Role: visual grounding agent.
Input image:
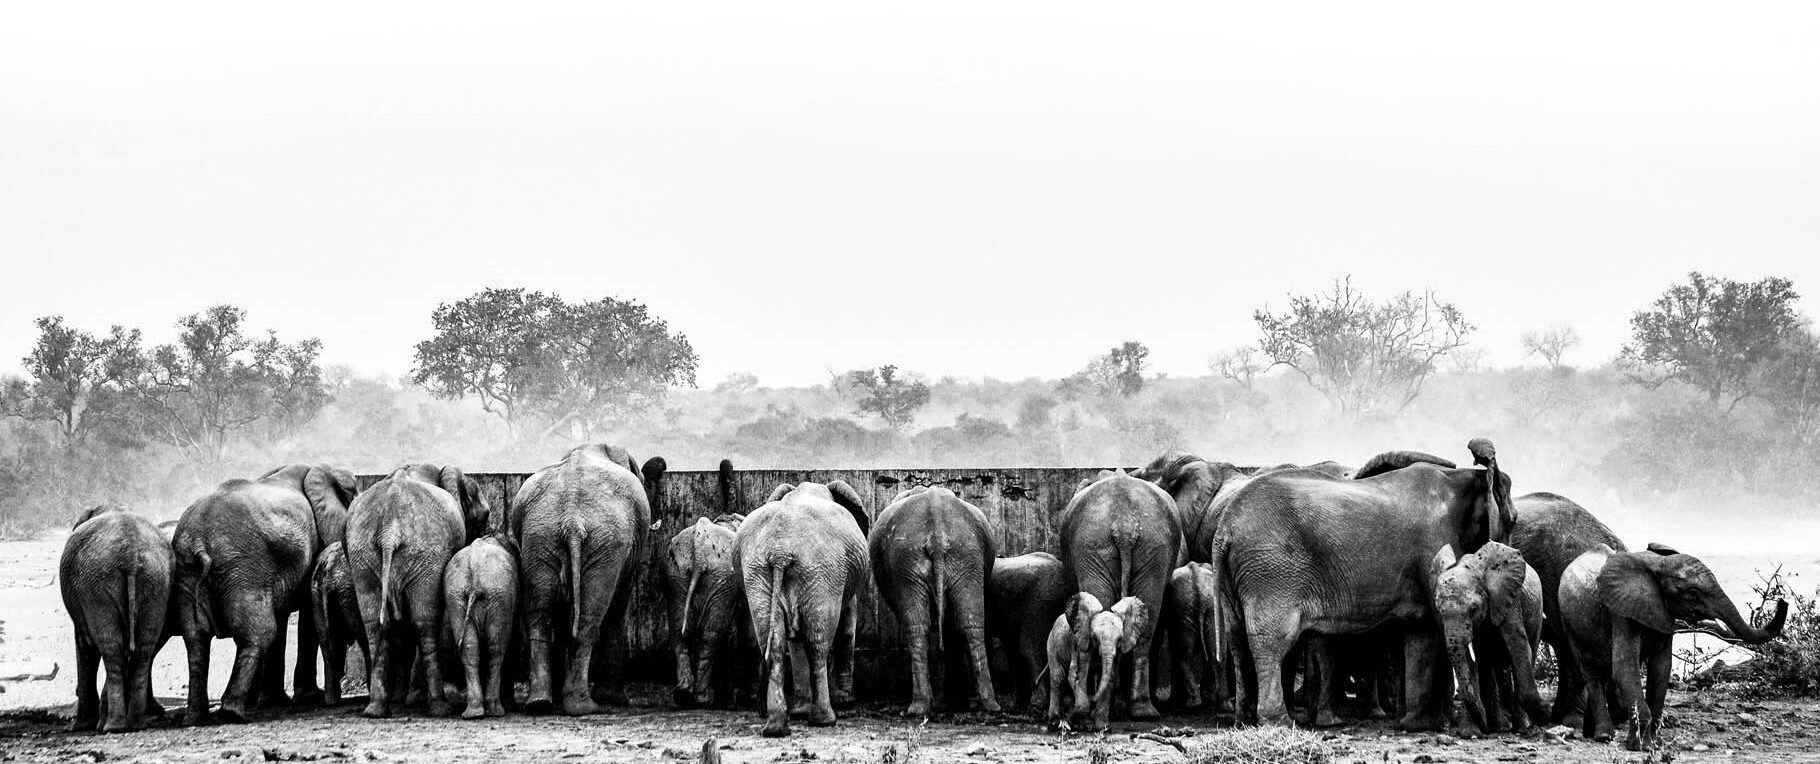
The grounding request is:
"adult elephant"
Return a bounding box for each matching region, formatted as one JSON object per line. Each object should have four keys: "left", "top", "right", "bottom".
{"left": 1214, "top": 439, "right": 1511, "bottom": 730}
{"left": 733, "top": 481, "right": 870, "bottom": 737}
{"left": 343, "top": 463, "right": 490, "bottom": 717}
{"left": 1561, "top": 543, "right": 1787, "bottom": 749}
{"left": 987, "top": 552, "right": 1069, "bottom": 711}
{"left": 511, "top": 444, "right": 662, "bottom": 716}
{"left": 1134, "top": 451, "right": 1249, "bottom": 565}
{"left": 62, "top": 504, "right": 173, "bottom": 732}
{"left": 869, "top": 485, "right": 999, "bottom": 716}
{"left": 1505, "top": 491, "right": 1625, "bottom": 726}
{"left": 172, "top": 464, "right": 357, "bottom": 724}
{"left": 1056, "top": 470, "right": 1182, "bottom": 721}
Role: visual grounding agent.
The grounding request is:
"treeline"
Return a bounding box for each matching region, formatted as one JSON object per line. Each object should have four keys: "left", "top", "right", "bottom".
{"left": 3, "top": 273, "right": 1817, "bottom": 536}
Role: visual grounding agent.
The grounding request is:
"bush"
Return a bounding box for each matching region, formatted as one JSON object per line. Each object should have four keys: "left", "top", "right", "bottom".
{"left": 1728, "top": 568, "right": 1820, "bottom": 695}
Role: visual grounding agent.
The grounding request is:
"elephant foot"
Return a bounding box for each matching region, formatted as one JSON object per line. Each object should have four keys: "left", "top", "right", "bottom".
{"left": 593, "top": 687, "right": 628, "bottom": 706}
{"left": 831, "top": 688, "right": 855, "bottom": 708}
{"left": 789, "top": 701, "right": 814, "bottom": 719}
{"left": 975, "top": 697, "right": 1002, "bottom": 714}
{"left": 293, "top": 688, "right": 325, "bottom": 707}
{"left": 361, "top": 701, "right": 392, "bottom": 719}
{"left": 1128, "top": 699, "right": 1161, "bottom": 721}
{"left": 146, "top": 700, "right": 166, "bottom": 717}
{"left": 214, "top": 705, "right": 250, "bottom": 725}
{"left": 485, "top": 701, "right": 506, "bottom": 717}
{"left": 427, "top": 699, "right": 454, "bottom": 718}
{"left": 323, "top": 689, "right": 342, "bottom": 707}
{"left": 524, "top": 694, "right": 554, "bottom": 715}
{"left": 181, "top": 709, "right": 211, "bottom": 727}
{"left": 1313, "top": 708, "right": 1341, "bottom": 727}
{"left": 762, "top": 717, "right": 791, "bottom": 737}
{"left": 68, "top": 716, "right": 100, "bottom": 733}
{"left": 1591, "top": 729, "right": 1614, "bottom": 744}
{"left": 1365, "top": 704, "right": 1390, "bottom": 719}
{"left": 904, "top": 700, "right": 931, "bottom": 717}
{"left": 100, "top": 717, "right": 142, "bottom": 734}
{"left": 561, "top": 696, "right": 600, "bottom": 716}
{"left": 809, "top": 706, "right": 837, "bottom": 727}
{"left": 461, "top": 705, "right": 486, "bottom": 720}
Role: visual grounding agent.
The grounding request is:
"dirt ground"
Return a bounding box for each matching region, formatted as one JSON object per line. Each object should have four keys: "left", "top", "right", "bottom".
{"left": 7, "top": 535, "right": 1820, "bottom": 764}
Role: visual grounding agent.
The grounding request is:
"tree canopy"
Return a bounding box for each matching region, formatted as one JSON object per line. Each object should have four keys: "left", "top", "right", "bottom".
{"left": 1253, "top": 277, "right": 1473, "bottom": 416}
{"left": 411, "top": 288, "right": 699, "bottom": 440}
{"left": 846, "top": 364, "right": 930, "bottom": 429}
{"left": 1621, "top": 272, "right": 1804, "bottom": 409}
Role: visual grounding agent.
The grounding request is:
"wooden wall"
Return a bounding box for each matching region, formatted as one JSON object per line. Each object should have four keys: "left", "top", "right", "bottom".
{"left": 354, "top": 466, "right": 1144, "bottom": 702}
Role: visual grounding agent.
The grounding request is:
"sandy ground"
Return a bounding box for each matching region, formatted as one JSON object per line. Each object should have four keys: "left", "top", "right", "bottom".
{"left": 6, "top": 535, "right": 1820, "bottom": 763}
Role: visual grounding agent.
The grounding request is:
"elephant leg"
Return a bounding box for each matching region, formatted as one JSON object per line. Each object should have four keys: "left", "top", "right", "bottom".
{"left": 761, "top": 638, "right": 791, "bottom": 737}
{"left": 673, "top": 632, "right": 697, "bottom": 708}
{"left": 1611, "top": 626, "right": 1648, "bottom": 751}
{"left": 833, "top": 594, "right": 860, "bottom": 707}
{"left": 1644, "top": 636, "right": 1672, "bottom": 749}
{"left": 1398, "top": 629, "right": 1446, "bottom": 731}
{"left": 1546, "top": 633, "right": 1583, "bottom": 726}
{"left": 962, "top": 624, "right": 1001, "bottom": 713}
{"left": 692, "top": 629, "right": 721, "bottom": 709}
{"left": 1246, "top": 616, "right": 1299, "bottom": 725}
{"left": 788, "top": 641, "right": 814, "bottom": 717}
{"left": 361, "top": 617, "right": 394, "bottom": 718}
{"left": 72, "top": 640, "right": 102, "bottom": 731}
{"left": 805, "top": 631, "right": 837, "bottom": 727}
{"left": 458, "top": 615, "right": 486, "bottom": 719}
{"left": 1231, "top": 613, "right": 1259, "bottom": 724}
{"left": 1306, "top": 634, "right": 1339, "bottom": 727}
{"left": 1473, "top": 636, "right": 1507, "bottom": 733}
{"left": 1503, "top": 633, "right": 1545, "bottom": 732}
{"left": 1129, "top": 636, "right": 1161, "bottom": 720}
{"left": 1022, "top": 631, "right": 1049, "bottom": 713}
{"left": 591, "top": 571, "right": 635, "bottom": 707}
{"left": 485, "top": 629, "right": 509, "bottom": 717}
{"left": 561, "top": 630, "right": 601, "bottom": 716}
{"left": 181, "top": 632, "right": 212, "bottom": 726}
{"left": 97, "top": 647, "right": 129, "bottom": 733}
{"left": 322, "top": 639, "right": 346, "bottom": 706}
{"left": 126, "top": 648, "right": 154, "bottom": 731}
{"left": 292, "top": 605, "right": 322, "bottom": 706}
{"left": 256, "top": 612, "right": 291, "bottom": 708}
{"left": 416, "top": 616, "right": 453, "bottom": 717}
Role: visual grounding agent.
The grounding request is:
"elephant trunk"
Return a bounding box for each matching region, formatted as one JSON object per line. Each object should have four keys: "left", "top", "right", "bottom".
{"left": 1710, "top": 596, "right": 1789, "bottom": 645}
{"left": 1444, "top": 624, "right": 1486, "bottom": 733}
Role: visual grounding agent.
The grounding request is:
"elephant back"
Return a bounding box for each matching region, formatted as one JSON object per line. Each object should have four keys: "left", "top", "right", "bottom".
{"left": 1508, "top": 492, "right": 1625, "bottom": 622}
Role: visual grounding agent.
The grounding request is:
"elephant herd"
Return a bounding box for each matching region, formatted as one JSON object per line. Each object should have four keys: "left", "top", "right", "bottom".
{"left": 57, "top": 438, "right": 1789, "bottom": 750}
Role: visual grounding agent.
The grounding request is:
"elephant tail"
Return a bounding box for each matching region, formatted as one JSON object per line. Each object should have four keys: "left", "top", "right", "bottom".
{"left": 1192, "top": 568, "right": 1215, "bottom": 679}
{"left": 762, "top": 558, "right": 793, "bottom": 664}
{"left": 378, "top": 536, "right": 397, "bottom": 631}
{"left": 454, "top": 585, "right": 479, "bottom": 653}
{"left": 122, "top": 568, "right": 139, "bottom": 656}
{"left": 1208, "top": 535, "right": 1230, "bottom": 662}
{"left": 569, "top": 526, "right": 587, "bottom": 642}
{"left": 928, "top": 541, "right": 946, "bottom": 654}
{"left": 680, "top": 562, "right": 703, "bottom": 644}
{"left": 189, "top": 548, "right": 215, "bottom": 636}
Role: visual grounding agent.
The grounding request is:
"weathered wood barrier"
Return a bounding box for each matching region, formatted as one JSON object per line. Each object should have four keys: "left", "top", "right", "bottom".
{"left": 353, "top": 466, "right": 1186, "bottom": 701}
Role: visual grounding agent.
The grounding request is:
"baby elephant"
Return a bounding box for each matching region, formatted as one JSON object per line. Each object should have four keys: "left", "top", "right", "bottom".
{"left": 1162, "top": 562, "right": 1223, "bottom": 712}
{"left": 443, "top": 535, "right": 519, "bottom": 719}
{"left": 1046, "top": 593, "right": 1149, "bottom": 731}
{"left": 61, "top": 504, "right": 174, "bottom": 732}
{"left": 1430, "top": 542, "right": 1544, "bottom": 735}
{"left": 311, "top": 541, "right": 369, "bottom": 706}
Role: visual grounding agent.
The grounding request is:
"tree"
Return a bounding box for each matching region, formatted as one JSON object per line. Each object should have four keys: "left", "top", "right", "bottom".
{"left": 411, "top": 288, "right": 699, "bottom": 440}
{"left": 1061, "top": 342, "right": 1151, "bottom": 399}
{"left": 1521, "top": 326, "right": 1582, "bottom": 370}
{"left": 714, "top": 372, "right": 760, "bottom": 394}
{"left": 846, "top": 365, "right": 930, "bottom": 429}
{"left": 1015, "top": 394, "right": 1059, "bottom": 430}
{"left": 0, "top": 317, "right": 141, "bottom": 446}
{"left": 1211, "top": 346, "right": 1266, "bottom": 390}
{"left": 1253, "top": 277, "right": 1474, "bottom": 415}
{"left": 129, "top": 306, "right": 330, "bottom": 463}
{"left": 1620, "top": 272, "right": 1802, "bottom": 410}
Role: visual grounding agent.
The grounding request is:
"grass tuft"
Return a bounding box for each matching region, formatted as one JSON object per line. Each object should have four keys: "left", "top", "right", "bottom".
{"left": 1181, "top": 727, "right": 1333, "bottom": 764}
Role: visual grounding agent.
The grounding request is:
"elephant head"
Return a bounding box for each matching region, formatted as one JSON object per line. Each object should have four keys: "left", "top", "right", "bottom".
{"left": 1135, "top": 450, "right": 1246, "bottom": 551}
{"left": 437, "top": 465, "right": 492, "bottom": 540}
{"left": 1107, "top": 595, "right": 1152, "bottom": 656}
{"left": 1598, "top": 547, "right": 1788, "bottom": 643}
{"left": 261, "top": 463, "right": 359, "bottom": 550}
{"left": 642, "top": 457, "right": 668, "bottom": 519}
{"left": 1430, "top": 542, "right": 1531, "bottom": 732}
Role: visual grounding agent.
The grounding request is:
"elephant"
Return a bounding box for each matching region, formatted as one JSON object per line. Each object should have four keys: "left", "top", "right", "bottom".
{"left": 309, "top": 541, "right": 368, "bottom": 707}
{"left": 1134, "top": 451, "right": 1251, "bottom": 565}
{"left": 61, "top": 504, "right": 173, "bottom": 732}
{"left": 1161, "top": 562, "right": 1223, "bottom": 713}
{"left": 1505, "top": 491, "right": 1625, "bottom": 726}
{"left": 869, "top": 485, "right": 999, "bottom": 716}
{"left": 1213, "top": 439, "right": 1512, "bottom": 730}
{"left": 663, "top": 512, "right": 749, "bottom": 709}
{"left": 443, "top": 534, "right": 519, "bottom": 719}
{"left": 1560, "top": 543, "right": 1787, "bottom": 750}
{"left": 986, "top": 552, "right": 1069, "bottom": 711}
{"left": 511, "top": 444, "right": 663, "bottom": 716}
{"left": 1429, "top": 541, "right": 1544, "bottom": 735}
{"left": 172, "top": 463, "right": 358, "bottom": 724}
{"left": 733, "top": 481, "right": 870, "bottom": 737}
{"left": 344, "top": 463, "right": 490, "bottom": 718}
{"left": 1045, "top": 593, "right": 1151, "bottom": 731}
{"left": 1055, "top": 469, "right": 1181, "bottom": 721}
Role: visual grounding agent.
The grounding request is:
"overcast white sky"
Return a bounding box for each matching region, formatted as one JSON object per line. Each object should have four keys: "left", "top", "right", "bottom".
{"left": 3, "top": 2, "right": 1816, "bottom": 388}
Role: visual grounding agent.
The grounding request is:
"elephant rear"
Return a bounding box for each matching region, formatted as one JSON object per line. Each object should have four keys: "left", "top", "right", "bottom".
{"left": 61, "top": 508, "right": 174, "bottom": 732}
{"left": 867, "top": 486, "right": 999, "bottom": 715}
{"left": 444, "top": 536, "right": 519, "bottom": 719}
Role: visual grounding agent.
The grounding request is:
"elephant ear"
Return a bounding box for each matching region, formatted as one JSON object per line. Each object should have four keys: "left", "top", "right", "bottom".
{"left": 71, "top": 503, "right": 124, "bottom": 529}
{"left": 1646, "top": 542, "right": 1680, "bottom": 556}
{"left": 1598, "top": 552, "right": 1674, "bottom": 633}
{"left": 1066, "top": 593, "right": 1103, "bottom": 653}
{"left": 641, "top": 457, "right": 668, "bottom": 517}
{"left": 766, "top": 483, "right": 796, "bottom": 504}
{"left": 1429, "top": 544, "right": 1459, "bottom": 591}
{"left": 1479, "top": 543, "right": 1529, "bottom": 620}
{"left": 826, "top": 480, "right": 869, "bottom": 537}
{"left": 303, "top": 465, "right": 356, "bottom": 549}
{"left": 1353, "top": 450, "right": 1458, "bottom": 480}
{"left": 1114, "top": 598, "right": 1150, "bottom": 654}
{"left": 438, "top": 466, "right": 491, "bottom": 540}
